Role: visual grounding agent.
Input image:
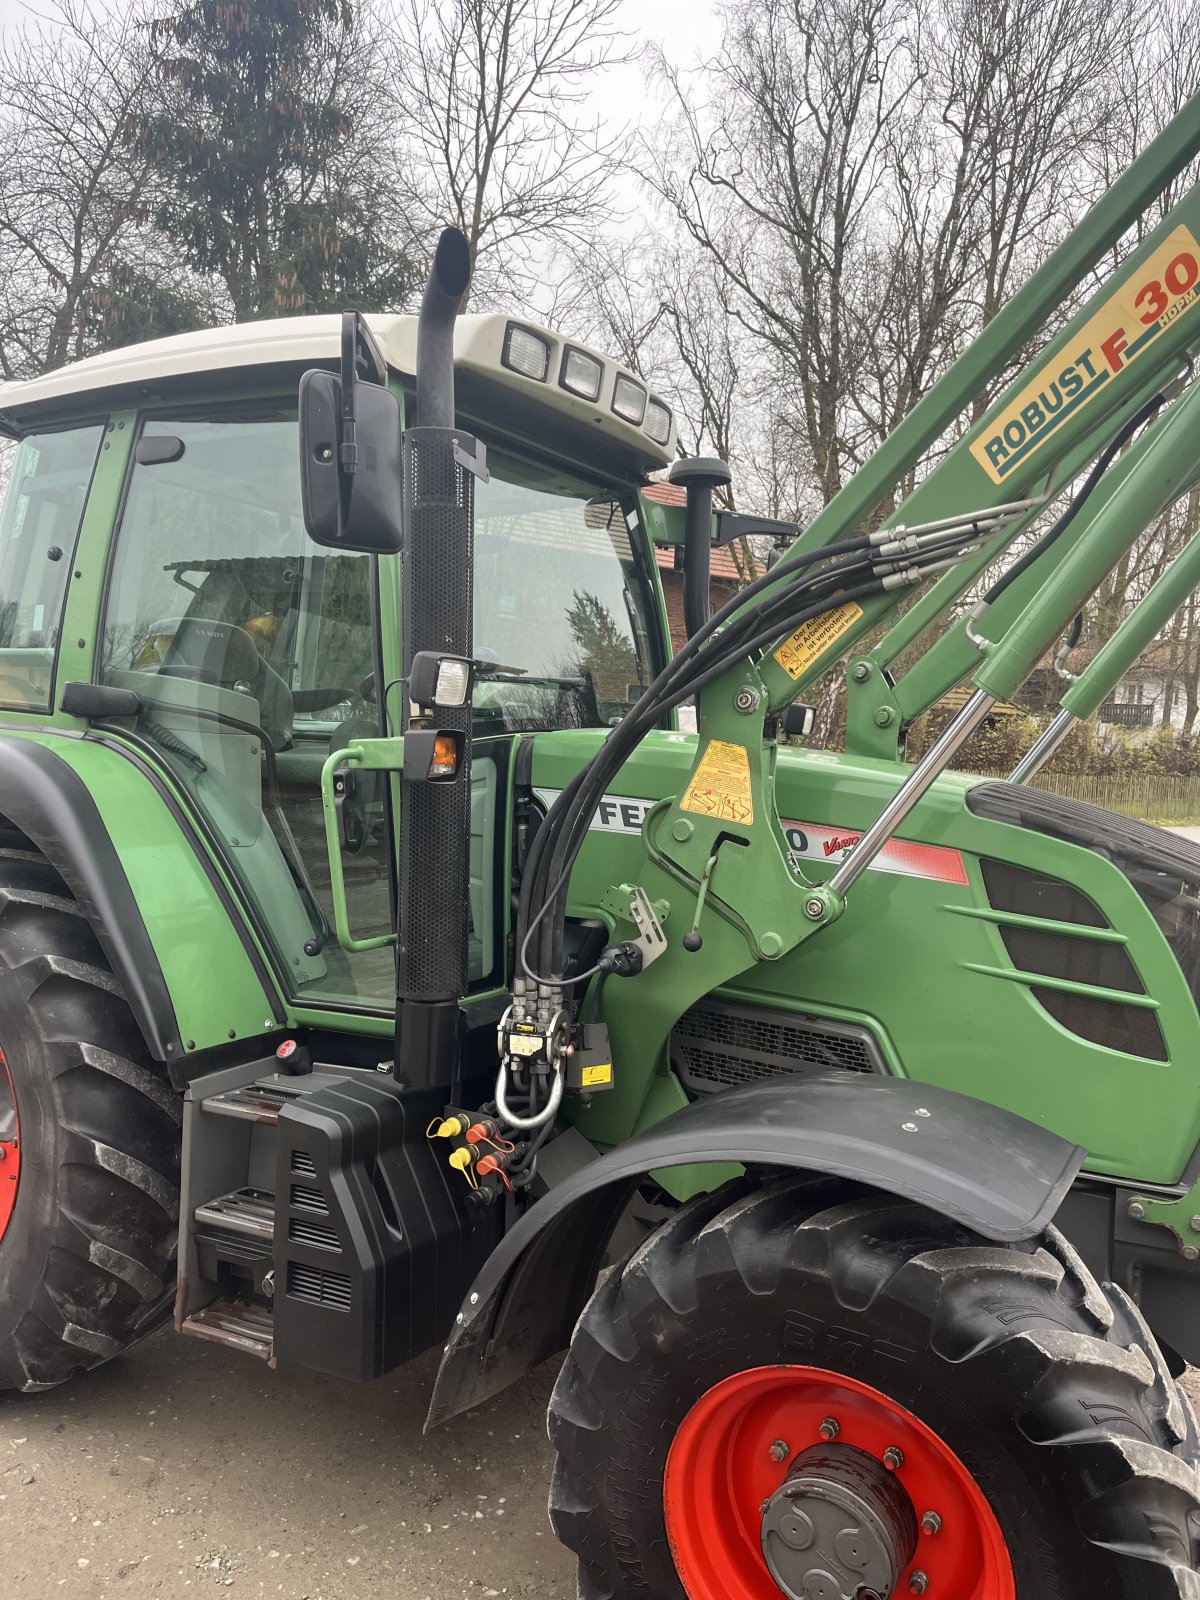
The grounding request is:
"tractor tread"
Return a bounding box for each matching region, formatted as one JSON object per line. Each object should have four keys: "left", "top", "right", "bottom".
{"left": 0, "top": 841, "right": 180, "bottom": 1393}
{"left": 549, "top": 1178, "right": 1200, "bottom": 1599}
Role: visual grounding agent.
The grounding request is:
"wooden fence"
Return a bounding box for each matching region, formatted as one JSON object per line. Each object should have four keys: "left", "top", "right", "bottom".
{"left": 975, "top": 770, "right": 1200, "bottom": 825}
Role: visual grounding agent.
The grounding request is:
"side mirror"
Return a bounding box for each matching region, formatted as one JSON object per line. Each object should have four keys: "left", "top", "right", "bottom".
{"left": 299, "top": 312, "right": 403, "bottom": 554}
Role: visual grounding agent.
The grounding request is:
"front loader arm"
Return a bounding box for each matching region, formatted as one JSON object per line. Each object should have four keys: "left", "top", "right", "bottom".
{"left": 579, "top": 92, "right": 1200, "bottom": 1151}
{"left": 738, "top": 95, "right": 1200, "bottom": 729}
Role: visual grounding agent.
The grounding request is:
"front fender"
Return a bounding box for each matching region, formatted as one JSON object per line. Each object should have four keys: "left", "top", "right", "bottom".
{"left": 427, "top": 1072, "right": 1084, "bottom": 1425}
{"left": 0, "top": 732, "right": 283, "bottom": 1062}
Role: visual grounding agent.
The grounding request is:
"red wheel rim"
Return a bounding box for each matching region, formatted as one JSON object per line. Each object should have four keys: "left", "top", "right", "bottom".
{"left": 664, "top": 1364, "right": 1014, "bottom": 1600}
{"left": 0, "top": 1048, "right": 19, "bottom": 1243}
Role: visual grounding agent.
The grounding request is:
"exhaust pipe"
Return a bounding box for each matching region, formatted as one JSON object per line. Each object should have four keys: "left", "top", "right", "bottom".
{"left": 395, "top": 227, "right": 479, "bottom": 1090}
{"left": 415, "top": 229, "right": 471, "bottom": 429}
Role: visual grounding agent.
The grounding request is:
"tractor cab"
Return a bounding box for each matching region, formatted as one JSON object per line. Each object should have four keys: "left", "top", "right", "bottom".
{"left": 0, "top": 312, "right": 677, "bottom": 1015}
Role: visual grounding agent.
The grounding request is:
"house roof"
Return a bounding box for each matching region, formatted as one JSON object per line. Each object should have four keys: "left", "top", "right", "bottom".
{"left": 644, "top": 479, "right": 755, "bottom": 583}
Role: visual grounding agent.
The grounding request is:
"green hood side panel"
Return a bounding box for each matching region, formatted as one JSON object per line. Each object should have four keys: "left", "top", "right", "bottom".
{"left": 9, "top": 730, "right": 278, "bottom": 1054}
{"left": 534, "top": 729, "right": 1200, "bottom": 1188}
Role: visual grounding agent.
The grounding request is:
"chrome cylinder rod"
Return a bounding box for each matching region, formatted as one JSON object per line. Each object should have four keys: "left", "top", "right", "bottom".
{"left": 828, "top": 688, "right": 996, "bottom": 897}
{"left": 1009, "top": 708, "right": 1079, "bottom": 783}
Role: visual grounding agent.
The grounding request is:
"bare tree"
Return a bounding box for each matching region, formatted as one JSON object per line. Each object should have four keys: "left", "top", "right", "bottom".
{"left": 643, "top": 0, "right": 922, "bottom": 503}
{"left": 381, "top": 0, "right": 628, "bottom": 305}
{"left": 0, "top": 1, "right": 161, "bottom": 377}
{"left": 639, "top": 0, "right": 1135, "bottom": 514}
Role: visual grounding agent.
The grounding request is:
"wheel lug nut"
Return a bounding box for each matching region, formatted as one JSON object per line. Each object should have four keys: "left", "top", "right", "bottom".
{"left": 882, "top": 1446, "right": 905, "bottom": 1471}
{"left": 819, "top": 1416, "right": 840, "bottom": 1441}
{"left": 909, "top": 1573, "right": 929, "bottom": 1595}
{"left": 768, "top": 1439, "right": 790, "bottom": 1464}
{"left": 921, "top": 1511, "right": 942, "bottom": 1536}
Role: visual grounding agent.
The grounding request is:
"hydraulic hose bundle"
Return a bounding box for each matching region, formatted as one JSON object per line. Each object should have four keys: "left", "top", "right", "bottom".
{"left": 471, "top": 499, "right": 1027, "bottom": 1149}
{"left": 461, "top": 344, "right": 1172, "bottom": 1160}
{"left": 492, "top": 389, "right": 1175, "bottom": 1145}
{"left": 512, "top": 506, "right": 1020, "bottom": 996}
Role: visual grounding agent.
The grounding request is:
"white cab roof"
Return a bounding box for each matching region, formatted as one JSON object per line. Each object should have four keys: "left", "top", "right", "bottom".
{"left": 0, "top": 313, "right": 675, "bottom": 469}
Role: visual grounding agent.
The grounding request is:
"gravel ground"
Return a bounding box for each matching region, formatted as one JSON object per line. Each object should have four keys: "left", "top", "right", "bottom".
{"left": 0, "top": 1325, "right": 575, "bottom": 1600}
{"left": 4, "top": 1309, "right": 1200, "bottom": 1599}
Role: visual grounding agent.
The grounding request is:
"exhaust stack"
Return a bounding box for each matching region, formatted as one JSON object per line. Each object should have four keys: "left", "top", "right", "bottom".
{"left": 415, "top": 229, "right": 471, "bottom": 429}
{"left": 395, "top": 227, "right": 482, "bottom": 1091}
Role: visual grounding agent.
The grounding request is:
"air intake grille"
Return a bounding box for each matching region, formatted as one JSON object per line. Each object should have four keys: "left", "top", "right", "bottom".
{"left": 290, "top": 1184, "right": 329, "bottom": 1215}
{"left": 290, "top": 1150, "right": 317, "bottom": 1178}
{"left": 287, "top": 1261, "right": 351, "bottom": 1311}
{"left": 673, "top": 1002, "right": 883, "bottom": 1094}
{"left": 289, "top": 1217, "right": 340, "bottom": 1251}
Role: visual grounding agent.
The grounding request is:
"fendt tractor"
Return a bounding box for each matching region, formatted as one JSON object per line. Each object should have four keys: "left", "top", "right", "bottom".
{"left": 12, "top": 91, "right": 1200, "bottom": 1600}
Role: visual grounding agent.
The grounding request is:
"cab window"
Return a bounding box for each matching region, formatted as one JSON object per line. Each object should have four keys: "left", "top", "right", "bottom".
{"left": 472, "top": 454, "right": 658, "bottom": 733}
{"left": 98, "top": 409, "right": 393, "bottom": 1008}
{"left": 0, "top": 425, "right": 103, "bottom": 711}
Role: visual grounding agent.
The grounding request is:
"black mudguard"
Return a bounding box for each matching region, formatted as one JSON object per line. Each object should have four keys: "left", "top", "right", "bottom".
{"left": 426, "top": 1072, "right": 1085, "bottom": 1425}
{"left": 0, "top": 737, "right": 183, "bottom": 1060}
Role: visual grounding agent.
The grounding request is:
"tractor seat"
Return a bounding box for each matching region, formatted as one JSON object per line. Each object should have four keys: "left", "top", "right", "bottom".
{"left": 157, "top": 616, "right": 294, "bottom": 751}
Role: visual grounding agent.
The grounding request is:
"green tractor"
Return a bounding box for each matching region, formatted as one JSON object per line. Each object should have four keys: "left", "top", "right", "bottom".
{"left": 8, "top": 93, "right": 1200, "bottom": 1600}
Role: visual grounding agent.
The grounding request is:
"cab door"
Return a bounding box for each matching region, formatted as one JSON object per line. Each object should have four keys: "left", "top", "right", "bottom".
{"left": 98, "top": 405, "right": 398, "bottom": 1012}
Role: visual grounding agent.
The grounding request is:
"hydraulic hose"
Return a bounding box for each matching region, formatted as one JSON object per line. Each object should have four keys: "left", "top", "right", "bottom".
{"left": 518, "top": 509, "right": 990, "bottom": 983}
{"left": 516, "top": 533, "right": 883, "bottom": 970}
{"left": 984, "top": 392, "right": 1165, "bottom": 606}
{"left": 523, "top": 525, "right": 987, "bottom": 982}
{"left": 524, "top": 572, "right": 903, "bottom": 985}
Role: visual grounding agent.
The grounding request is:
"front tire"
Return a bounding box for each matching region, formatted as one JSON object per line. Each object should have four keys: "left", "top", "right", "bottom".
{"left": 0, "top": 829, "right": 181, "bottom": 1392}
{"left": 549, "top": 1176, "right": 1200, "bottom": 1598}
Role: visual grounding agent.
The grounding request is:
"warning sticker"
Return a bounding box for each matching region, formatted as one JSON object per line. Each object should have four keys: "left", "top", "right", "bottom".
{"left": 971, "top": 224, "right": 1200, "bottom": 484}
{"left": 680, "top": 739, "right": 754, "bottom": 825}
{"left": 773, "top": 602, "right": 864, "bottom": 680}
{"left": 581, "top": 1063, "right": 612, "bottom": 1088}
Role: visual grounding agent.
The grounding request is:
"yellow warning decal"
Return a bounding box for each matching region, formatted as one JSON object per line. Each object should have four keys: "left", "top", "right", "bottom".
{"left": 581, "top": 1063, "right": 612, "bottom": 1088}
{"left": 773, "top": 601, "right": 864, "bottom": 680}
{"left": 681, "top": 739, "right": 754, "bottom": 825}
{"left": 971, "top": 224, "right": 1200, "bottom": 484}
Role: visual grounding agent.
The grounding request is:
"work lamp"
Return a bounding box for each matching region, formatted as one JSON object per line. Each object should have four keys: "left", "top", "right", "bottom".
{"left": 645, "top": 397, "right": 672, "bottom": 445}
{"left": 561, "top": 347, "right": 604, "bottom": 401}
{"left": 502, "top": 324, "right": 551, "bottom": 382}
{"left": 612, "top": 374, "right": 647, "bottom": 425}
{"left": 409, "top": 650, "right": 473, "bottom": 710}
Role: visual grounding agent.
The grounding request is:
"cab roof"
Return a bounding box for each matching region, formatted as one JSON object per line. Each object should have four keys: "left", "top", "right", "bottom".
{"left": 0, "top": 312, "right": 676, "bottom": 472}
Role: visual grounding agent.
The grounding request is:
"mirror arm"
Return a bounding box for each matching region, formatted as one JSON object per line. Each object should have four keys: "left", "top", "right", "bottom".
{"left": 339, "top": 313, "right": 361, "bottom": 476}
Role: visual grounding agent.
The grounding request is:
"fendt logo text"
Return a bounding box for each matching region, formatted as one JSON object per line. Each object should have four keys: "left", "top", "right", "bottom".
{"left": 971, "top": 224, "right": 1200, "bottom": 484}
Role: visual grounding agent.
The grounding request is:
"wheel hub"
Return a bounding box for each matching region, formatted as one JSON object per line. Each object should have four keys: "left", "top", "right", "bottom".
{"left": 759, "top": 1444, "right": 917, "bottom": 1600}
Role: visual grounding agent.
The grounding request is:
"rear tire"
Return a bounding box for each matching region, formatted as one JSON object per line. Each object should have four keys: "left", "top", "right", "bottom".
{"left": 0, "top": 826, "right": 181, "bottom": 1392}
{"left": 548, "top": 1175, "right": 1200, "bottom": 1598}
